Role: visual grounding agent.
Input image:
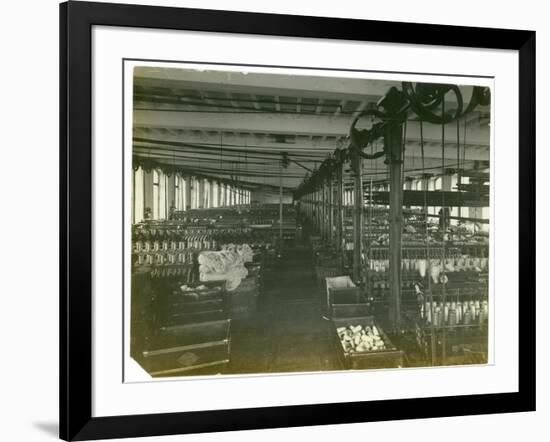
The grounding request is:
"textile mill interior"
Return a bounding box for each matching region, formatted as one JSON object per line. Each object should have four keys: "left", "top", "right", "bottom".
{"left": 130, "top": 66, "right": 491, "bottom": 377}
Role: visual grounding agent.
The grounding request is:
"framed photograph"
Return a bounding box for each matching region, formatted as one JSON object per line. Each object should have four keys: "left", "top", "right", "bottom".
{"left": 60, "top": 1, "right": 536, "bottom": 440}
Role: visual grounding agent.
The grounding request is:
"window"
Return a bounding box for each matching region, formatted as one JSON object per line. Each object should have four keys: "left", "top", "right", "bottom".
{"left": 226, "top": 185, "right": 232, "bottom": 206}
{"left": 193, "top": 177, "right": 200, "bottom": 209}
{"left": 190, "top": 177, "right": 196, "bottom": 209}
{"left": 212, "top": 181, "right": 219, "bottom": 207}
{"left": 203, "top": 178, "right": 210, "bottom": 208}
{"left": 175, "top": 175, "right": 187, "bottom": 211}
{"left": 152, "top": 169, "right": 160, "bottom": 219}
{"left": 162, "top": 173, "right": 168, "bottom": 218}
{"left": 133, "top": 167, "right": 144, "bottom": 223}
{"left": 174, "top": 175, "right": 180, "bottom": 209}
{"left": 451, "top": 173, "right": 458, "bottom": 191}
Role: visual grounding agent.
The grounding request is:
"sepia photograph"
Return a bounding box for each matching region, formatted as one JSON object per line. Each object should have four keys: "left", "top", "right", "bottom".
{"left": 128, "top": 63, "right": 491, "bottom": 379}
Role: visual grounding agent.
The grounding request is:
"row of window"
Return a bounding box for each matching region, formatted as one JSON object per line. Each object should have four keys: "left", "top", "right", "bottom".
{"left": 132, "top": 167, "right": 251, "bottom": 223}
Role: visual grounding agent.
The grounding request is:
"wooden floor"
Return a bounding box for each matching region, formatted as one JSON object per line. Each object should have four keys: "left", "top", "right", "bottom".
{"left": 227, "top": 243, "right": 342, "bottom": 375}
{"left": 225, "top": 241, "right": 489, "bottom": 374}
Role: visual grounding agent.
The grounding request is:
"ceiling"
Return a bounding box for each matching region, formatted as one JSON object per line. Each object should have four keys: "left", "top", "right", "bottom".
{"left": 133, "top": 66, "right": 491, "bottom": 190}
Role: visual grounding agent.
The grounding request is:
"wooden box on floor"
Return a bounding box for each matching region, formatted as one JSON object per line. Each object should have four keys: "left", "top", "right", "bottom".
{"left": 140, "top": 319, "right": 231, "bottom": 377}
{"left": 330, "top": 316, "right": 404, "bottom": 370}
{"left": 155, "top": 281, "right": 227, "bottom": 327}
{"left": 331, "top": 303, "right": 371, "bottom": 319}
{"left": 315, "top": 265, "right": 340, "bottom": 293}
{"left": 325, "top": 276, "right": 362, "bottom": 317}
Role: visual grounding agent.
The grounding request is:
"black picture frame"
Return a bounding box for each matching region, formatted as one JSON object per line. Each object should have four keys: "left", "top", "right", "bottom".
{"left": 60, "top": 1, "right": 536, "bottom": 440}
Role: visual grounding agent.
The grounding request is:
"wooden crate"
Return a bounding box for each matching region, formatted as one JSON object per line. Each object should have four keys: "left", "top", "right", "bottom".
{"left": 315, "top": 266, "right": 340, "bottom": 291}
{"left": 141, "top": 319, "right": 231, "bottom": 377}
{"left": 325, "top": 276, "right": 362, "bottom": 316}
{"left": 330, "top": 316, "right": 403, "bottom": 370}
{"left": 155, "top": 281, "right": 227, "bottom": 327}
{"left": 331, "top": 303, "right": 370, "bottom": 319}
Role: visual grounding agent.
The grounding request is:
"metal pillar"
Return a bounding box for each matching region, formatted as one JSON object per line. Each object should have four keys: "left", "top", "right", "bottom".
{"left": 328, "top": 171, "right": 334, "bottom": 245}
{"left": 386, "top": 120, "right": 404, "bottom": 326}
{"left": 323, "top": 179, "right": 329, "bottom": 240}
{"left": 336, "top": 163, "right": 343, "bottom": 254}
{"left": 352, "top": 152, "right": 363, "bottom": 283}
{"left": 185, "top": 176, "right": 192, "bottom": 211}
{"left": 316, "top": 189, "right": 321, "bottom": 234}
{"left": 279, "top": 166, "right": 283, "bottom": 246}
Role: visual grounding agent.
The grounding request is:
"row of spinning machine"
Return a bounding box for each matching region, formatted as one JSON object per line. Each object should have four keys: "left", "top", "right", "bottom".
{"left": 296, "top": 83, "right": 490, "bottom": 366}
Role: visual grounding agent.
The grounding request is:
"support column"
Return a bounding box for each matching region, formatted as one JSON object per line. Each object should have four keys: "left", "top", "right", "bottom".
{"left": 336, "top": 162, "right": 343, "bottom": 254}
{"left": 198, "top": 179, "right": 206, "bottom": 208}
{"left": 328, "top": 171, "right": 334, "bottom": 245}
{"left": 319, "top": 183, "right": 324, "bottom": 239}
{"left": 386, "top": 120, "right": 404, "bottom": 326}
{"left": 314, "top": 189, "right": 318, "bottom": 234}
{"left": 185, "top": 176, "right": 192, "bottom": 211}
{"left": 352, "top": 152, "right": 363, "bottom": 283}
{"left": 279, "top": 167, "right": 283, "bottom": 245}
{"left": 209, "top": 180, "right": 215, "bottom": 208}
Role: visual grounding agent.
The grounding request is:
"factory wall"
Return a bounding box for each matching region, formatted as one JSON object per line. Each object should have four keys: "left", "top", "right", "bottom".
{"left": 252, "top": 186, "right": 293, "bottom": 205}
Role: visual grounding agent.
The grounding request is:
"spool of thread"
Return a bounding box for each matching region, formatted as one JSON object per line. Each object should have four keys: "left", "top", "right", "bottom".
{"left": 434, "top": 307, "right": 442, "bottom": 327}
{"left": 417, "top": 259, "right": 426, "bottom": 278}
{"left": 463, "top": 309, "right": 472, "bottom": 325}
{"left": 469, "top": 301, "right": 476, "bottom": 320}
{"left": 430, "top": 261, "right": 441, "bottom": 284}
{"left": 448, "top": 308, "right": 457, "bottom": 328}
{"left": 425, "top": 302, "right": 432, "bottom": 323}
